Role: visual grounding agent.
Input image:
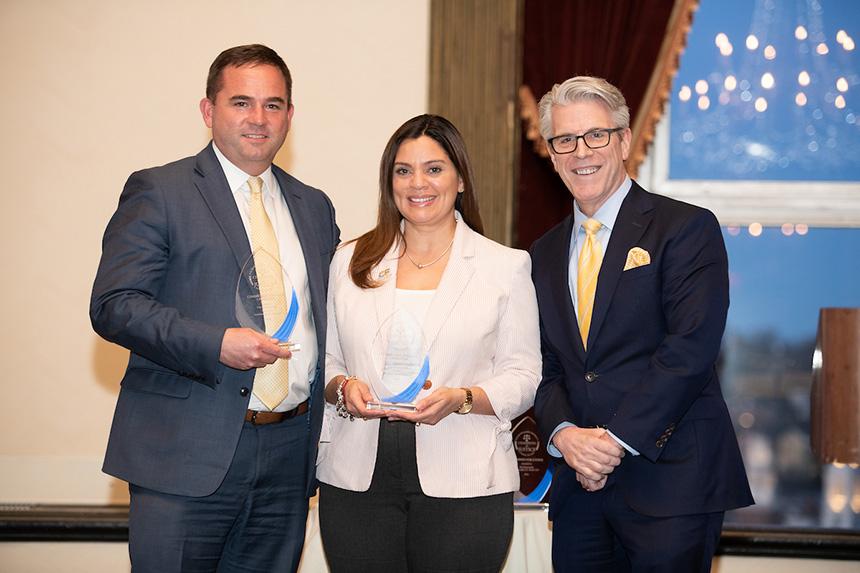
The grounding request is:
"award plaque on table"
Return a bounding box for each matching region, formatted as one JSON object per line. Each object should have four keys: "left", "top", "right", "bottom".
{"left": 234, "top": 249, "right": 301, "bottom": 352}
{"left": 366, "top": 308, "right": 430, "bottom": 412}
{"left": 512, "top": 411, "right": 552, "bottom": 505}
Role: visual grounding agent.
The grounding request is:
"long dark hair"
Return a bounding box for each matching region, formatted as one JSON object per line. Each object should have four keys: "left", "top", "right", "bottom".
{"left": 349, "top": 114, "right": 484, "bottom": 289}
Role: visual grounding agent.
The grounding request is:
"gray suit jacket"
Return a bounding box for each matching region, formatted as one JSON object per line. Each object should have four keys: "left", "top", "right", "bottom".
{"left": 91, "top": 143, "right": 339, "bottom": 497}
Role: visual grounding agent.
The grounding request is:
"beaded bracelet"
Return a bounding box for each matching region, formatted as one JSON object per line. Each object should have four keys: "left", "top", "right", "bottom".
{"left": 336, "top": 376, "right": 357, "bottom": 421}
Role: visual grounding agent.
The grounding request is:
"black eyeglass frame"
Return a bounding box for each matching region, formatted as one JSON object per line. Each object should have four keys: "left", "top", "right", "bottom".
{"left": 547, "top": 127, "right": 625, "bottom": 154}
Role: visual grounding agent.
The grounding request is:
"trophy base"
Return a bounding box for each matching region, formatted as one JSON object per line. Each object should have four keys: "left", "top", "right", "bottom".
{"left": 366, "top": 401, "right": 417, "bottom": 412}
{"left": 278, "top": 341, "right": 301, "bottom": 352}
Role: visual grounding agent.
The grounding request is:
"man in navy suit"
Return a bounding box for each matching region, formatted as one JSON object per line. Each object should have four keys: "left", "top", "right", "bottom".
{"left": 530, "top": 76, "right": 752, "bottom": 572}
{"left": 91, "top": 45, "right": 339, "bottom": 571}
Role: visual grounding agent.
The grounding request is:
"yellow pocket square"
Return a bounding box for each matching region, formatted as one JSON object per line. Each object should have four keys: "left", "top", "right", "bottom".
{"left": 623, "top": 247, "right": 651, "bottom": 271}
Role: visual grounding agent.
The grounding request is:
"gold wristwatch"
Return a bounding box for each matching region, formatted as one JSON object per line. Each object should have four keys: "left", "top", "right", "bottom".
{"left": 456, "top": 388, "right": 473, "bottom": 415}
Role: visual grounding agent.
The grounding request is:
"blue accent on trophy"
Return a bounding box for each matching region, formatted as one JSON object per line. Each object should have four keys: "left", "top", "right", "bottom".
{"left": 380, "top": 355, "right": 430, "bottom": 403}
{"left": 518, "top": 466, "right": 553, "bottom": 504}
{"left": 272, "top": 288, "right": 299, "bottom": 342}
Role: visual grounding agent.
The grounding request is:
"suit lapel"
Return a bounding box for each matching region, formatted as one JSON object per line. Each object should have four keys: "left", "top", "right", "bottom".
{"left": 422, "top": 220, "right": 476, "bottom": 352}
{"left": 273, "top": 166, "right": 328, "bottom": 343}
{"left": 546, "top": 215, "right": 585, "bottom": 360}
{"left": 588, "top": 183, "right": 654, "bottom": 350}
{"left": 193, "top": 144, "right": 251, "bottom": 270}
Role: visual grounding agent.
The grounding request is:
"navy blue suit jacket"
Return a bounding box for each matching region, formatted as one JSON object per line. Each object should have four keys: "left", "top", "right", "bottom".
{"left": 531, "top": 181, "right": 752, "bottom": 518}
{"left": 91, "top": 144, "right": 339, "bottom": 498}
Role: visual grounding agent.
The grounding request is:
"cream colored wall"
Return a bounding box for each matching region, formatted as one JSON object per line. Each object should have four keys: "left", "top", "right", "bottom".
{"left": 0, "top": 0, "right": 429, "bottom": 504}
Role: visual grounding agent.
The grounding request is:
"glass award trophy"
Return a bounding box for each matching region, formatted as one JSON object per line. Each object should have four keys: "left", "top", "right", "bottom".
{"left": 366, "top": 308, "right": 430, "bottom": 412}
{"left": 235, "top": 249, "right": 301, "bottom": 352}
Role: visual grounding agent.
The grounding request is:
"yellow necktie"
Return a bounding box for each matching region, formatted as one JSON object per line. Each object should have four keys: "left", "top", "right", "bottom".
{"left": 577, "top": 218, "right": 603, "bottom": 349}
{"left": 248, "top": 176, "right": 290, "bottom": 409}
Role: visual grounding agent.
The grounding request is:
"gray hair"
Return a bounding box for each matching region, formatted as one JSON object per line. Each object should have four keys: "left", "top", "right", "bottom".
{"left": 538, "top": 76, "right": 630, "bottom": 140}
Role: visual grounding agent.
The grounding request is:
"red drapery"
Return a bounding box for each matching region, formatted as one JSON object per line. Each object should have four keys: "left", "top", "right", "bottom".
{"left": 516, "top": 0, "right": 676, "bottom": 249}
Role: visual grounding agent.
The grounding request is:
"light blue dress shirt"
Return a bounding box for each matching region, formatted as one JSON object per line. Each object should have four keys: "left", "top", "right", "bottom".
{"left": 547, "top": 177, "right": 640, "bottom": 457}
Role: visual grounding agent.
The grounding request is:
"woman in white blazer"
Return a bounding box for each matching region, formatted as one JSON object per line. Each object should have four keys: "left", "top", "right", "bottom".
{"left": 317, "top": 115, "right": 541, "bottom": 573}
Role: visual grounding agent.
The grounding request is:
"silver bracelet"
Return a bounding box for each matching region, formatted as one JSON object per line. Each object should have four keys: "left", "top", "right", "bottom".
{"left": 336, "top": 376, "right": 357, "bottom": 421}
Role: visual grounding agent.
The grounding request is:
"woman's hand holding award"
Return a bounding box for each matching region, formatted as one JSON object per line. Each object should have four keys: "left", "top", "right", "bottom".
{"left": 367, "top": 309, "right": 430, "bottom": 412}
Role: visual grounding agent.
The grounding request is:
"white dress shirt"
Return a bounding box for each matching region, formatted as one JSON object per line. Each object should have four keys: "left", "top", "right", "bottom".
{"left": 213, "top": 144, "right": 317, "bottom": 412}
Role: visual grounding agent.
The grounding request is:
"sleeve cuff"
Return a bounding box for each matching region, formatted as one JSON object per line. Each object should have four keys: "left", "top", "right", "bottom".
{"left": 547, "top": 421, "right": 576, "bottom": 457}
{"left": 607, "top": 430, "right": 640, "bottom": 456}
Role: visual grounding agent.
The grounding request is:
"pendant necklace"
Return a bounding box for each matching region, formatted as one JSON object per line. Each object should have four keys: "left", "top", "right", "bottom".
{"left": 405, "top": 234, "right": 456, "bottom": 269}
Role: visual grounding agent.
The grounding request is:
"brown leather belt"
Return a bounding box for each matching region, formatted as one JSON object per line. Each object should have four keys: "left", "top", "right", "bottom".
{"left": 245, "top": 400, "right": 309, "bottom": 425}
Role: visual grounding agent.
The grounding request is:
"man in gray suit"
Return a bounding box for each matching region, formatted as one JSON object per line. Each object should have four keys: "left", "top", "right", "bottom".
{"left": 91, "top": 44, "right": 339, "bottom": 572}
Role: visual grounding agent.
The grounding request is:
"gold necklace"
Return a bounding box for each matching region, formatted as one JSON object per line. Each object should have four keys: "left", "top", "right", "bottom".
{"left": 405, "top": 235, "right": 455, "bottom": 269}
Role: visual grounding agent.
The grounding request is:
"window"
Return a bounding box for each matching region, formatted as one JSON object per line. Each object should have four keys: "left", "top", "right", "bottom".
{"left": 641, "top": 0, "right": 860, "bottom": 529}
{"left": 721, "top": 226, "right": 860, "bottom": 528}
{"left": 643, "top": 0, "right": 860, "bottom": 227}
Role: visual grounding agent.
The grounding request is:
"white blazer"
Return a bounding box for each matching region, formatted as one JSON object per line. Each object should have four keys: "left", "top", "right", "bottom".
{"left": 317, "top": 217, "right": 541, "bottom": 498}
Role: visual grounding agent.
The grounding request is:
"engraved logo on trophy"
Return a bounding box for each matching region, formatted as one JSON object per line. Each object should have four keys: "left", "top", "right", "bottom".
{"left": 513, "top": 413, "right": 552, "bottom": 504}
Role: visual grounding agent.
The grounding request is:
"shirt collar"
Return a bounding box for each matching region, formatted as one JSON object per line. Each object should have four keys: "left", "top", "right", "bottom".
{"left": 573, "top": 176, "right": 632, "bottom": 237}
{"left": 212, "top": 142, "right": 276, "bottom": 196}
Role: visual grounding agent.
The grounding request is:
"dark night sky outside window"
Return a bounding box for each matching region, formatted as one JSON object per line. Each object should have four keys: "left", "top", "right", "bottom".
{"left": 666, "top": 0, "right": 860, "bottom": 529}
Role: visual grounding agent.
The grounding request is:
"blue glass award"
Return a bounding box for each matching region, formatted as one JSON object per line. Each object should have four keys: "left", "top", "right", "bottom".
{"left": 235, "top": 249, "right": 301, "bottom": 352}
{"left": 367, "top": 309, "right": 430, "bottom": 412}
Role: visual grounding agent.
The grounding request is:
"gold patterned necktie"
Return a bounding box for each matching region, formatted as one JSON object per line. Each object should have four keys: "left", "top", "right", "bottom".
{"left": 248, "top": 176, "right": 290, "bottom": 409}
{"left": 577, "top": 218, "right": 603, "bottom": 350}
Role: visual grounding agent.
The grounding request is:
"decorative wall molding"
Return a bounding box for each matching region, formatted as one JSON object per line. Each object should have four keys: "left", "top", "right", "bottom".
{"left": 629, "top": 0, "right": 699, "bottom": 179}
{"left": 3, "top": 504, "right": 860, "bottom": 561}
{"left": 645, "top": 108, "right": 860, "bottom": 227}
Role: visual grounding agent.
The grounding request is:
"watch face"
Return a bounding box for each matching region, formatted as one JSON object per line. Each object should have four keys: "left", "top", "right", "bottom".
{"left": 458, "top": 389, "right": 473, "bottom": 414}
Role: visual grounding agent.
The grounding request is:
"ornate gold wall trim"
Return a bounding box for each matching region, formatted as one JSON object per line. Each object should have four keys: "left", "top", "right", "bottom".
{"left": 629, "top": 0, "right": 699, "bottom": 178}
{"left": 519, "top": 84, "right": 549, "bottom": 159}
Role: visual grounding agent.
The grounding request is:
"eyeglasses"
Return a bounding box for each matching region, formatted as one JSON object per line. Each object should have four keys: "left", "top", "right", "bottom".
{"left": 547, "top": 127, "right": 624, "bottom": 154}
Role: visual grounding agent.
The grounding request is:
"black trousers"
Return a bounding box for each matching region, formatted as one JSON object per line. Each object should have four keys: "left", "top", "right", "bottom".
{"left": 319, "top": 419, "right": 514, "bottom": 573}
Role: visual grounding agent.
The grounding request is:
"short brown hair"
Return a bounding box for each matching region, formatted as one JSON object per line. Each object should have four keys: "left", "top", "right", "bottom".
{"left": 206, "top": 44, "right": 292, "bottom": 105}
{"left": 349, "top": 114, "right": 485, "bottom": 289}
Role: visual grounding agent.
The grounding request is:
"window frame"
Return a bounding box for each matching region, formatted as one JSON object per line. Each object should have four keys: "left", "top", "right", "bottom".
{"left": 640, "top": 105, "right": 860, "bottom": 228}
